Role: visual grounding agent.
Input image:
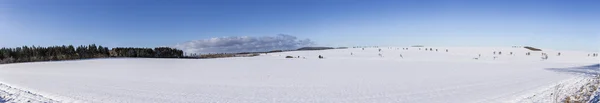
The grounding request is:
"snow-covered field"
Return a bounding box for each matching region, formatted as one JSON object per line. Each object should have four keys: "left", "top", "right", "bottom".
{"left": 0, "top": 47, "right": 598, "bottom": 103}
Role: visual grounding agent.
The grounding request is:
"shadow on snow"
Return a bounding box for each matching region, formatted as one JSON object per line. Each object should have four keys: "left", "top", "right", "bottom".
{"left": 545, "top": 64, "right": 600, "bottom": 77}
{"left": 0, "top": 97, "right": 6, "bottom": 103}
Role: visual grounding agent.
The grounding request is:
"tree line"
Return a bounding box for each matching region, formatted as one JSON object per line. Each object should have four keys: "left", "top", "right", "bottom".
{"left": 0, "top": 44, "right": 183, "bottom": 64}
{"left": 110, "top": 47, "right": 183, "bottom": 58}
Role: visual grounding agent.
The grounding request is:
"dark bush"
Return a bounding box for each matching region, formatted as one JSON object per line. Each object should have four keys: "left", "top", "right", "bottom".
{"left": 524, "top": 46, "right": 542, "bottom": 51}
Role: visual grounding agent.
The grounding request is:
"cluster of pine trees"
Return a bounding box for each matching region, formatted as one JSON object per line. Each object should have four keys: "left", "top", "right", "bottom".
{"left": 110, "top": 47, "right": 183, "bottom": 58}
{"left": 0, "top": 44, "right": 183, "bottom": 64}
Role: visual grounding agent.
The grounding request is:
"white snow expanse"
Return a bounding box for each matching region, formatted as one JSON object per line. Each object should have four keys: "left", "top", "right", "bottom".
{"left": 0, "top": 47, "right": 598, "bottom": 103}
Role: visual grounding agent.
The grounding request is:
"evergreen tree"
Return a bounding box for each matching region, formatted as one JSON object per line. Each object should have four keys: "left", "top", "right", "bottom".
{"left": 0, "top": 44, "right": 185, "bottom": 64}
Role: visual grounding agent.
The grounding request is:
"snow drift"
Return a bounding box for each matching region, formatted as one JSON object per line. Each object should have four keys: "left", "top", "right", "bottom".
{"left": 0, "top": 82, "right": 58, "bottom": 103}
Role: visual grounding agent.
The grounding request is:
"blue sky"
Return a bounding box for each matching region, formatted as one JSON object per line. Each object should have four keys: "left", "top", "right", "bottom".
{"left": 0, "top": 0, "right": 598, "bottom": 51}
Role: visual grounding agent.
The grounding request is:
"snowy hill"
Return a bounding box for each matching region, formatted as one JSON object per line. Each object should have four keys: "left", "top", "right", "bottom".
{"left": 0, "top": 47, "right": 598, "bottom": 103}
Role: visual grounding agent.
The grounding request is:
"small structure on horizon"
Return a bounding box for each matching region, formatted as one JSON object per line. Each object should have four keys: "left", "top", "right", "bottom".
{"left": 411, "top": 45, "right": 424, "bottom": 47}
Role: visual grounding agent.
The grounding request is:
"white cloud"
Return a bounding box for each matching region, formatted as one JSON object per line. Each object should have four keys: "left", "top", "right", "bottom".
{"left": 173, "top": 34, "right": 314, "bottom": 54}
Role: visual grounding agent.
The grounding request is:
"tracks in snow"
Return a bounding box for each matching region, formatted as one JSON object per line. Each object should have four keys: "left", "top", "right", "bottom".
{"left": 0, "top": 82, "right": 58, "bottom": 103}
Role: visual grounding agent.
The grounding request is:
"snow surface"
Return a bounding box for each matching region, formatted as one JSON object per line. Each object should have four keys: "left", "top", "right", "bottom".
{"left": 0, "top": 82, "right": 59, "bottom": 103}
{"left": 0, "top": 47, "right": 598, "bottom": 103}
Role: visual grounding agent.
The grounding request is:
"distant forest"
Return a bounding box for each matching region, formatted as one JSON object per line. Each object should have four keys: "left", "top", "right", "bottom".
{"left": 0, "top": 44, "right": 183, "bottom": 64}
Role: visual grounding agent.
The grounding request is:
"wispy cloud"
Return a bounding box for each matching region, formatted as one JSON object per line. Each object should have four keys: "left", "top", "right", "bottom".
{"left": 173, "top": 34, "right": 314, "bottom": 54}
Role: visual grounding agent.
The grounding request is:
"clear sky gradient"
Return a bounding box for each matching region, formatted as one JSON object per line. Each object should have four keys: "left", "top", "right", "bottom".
{"left": 1, "top": 0, "right": 598, "bottom": 51}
